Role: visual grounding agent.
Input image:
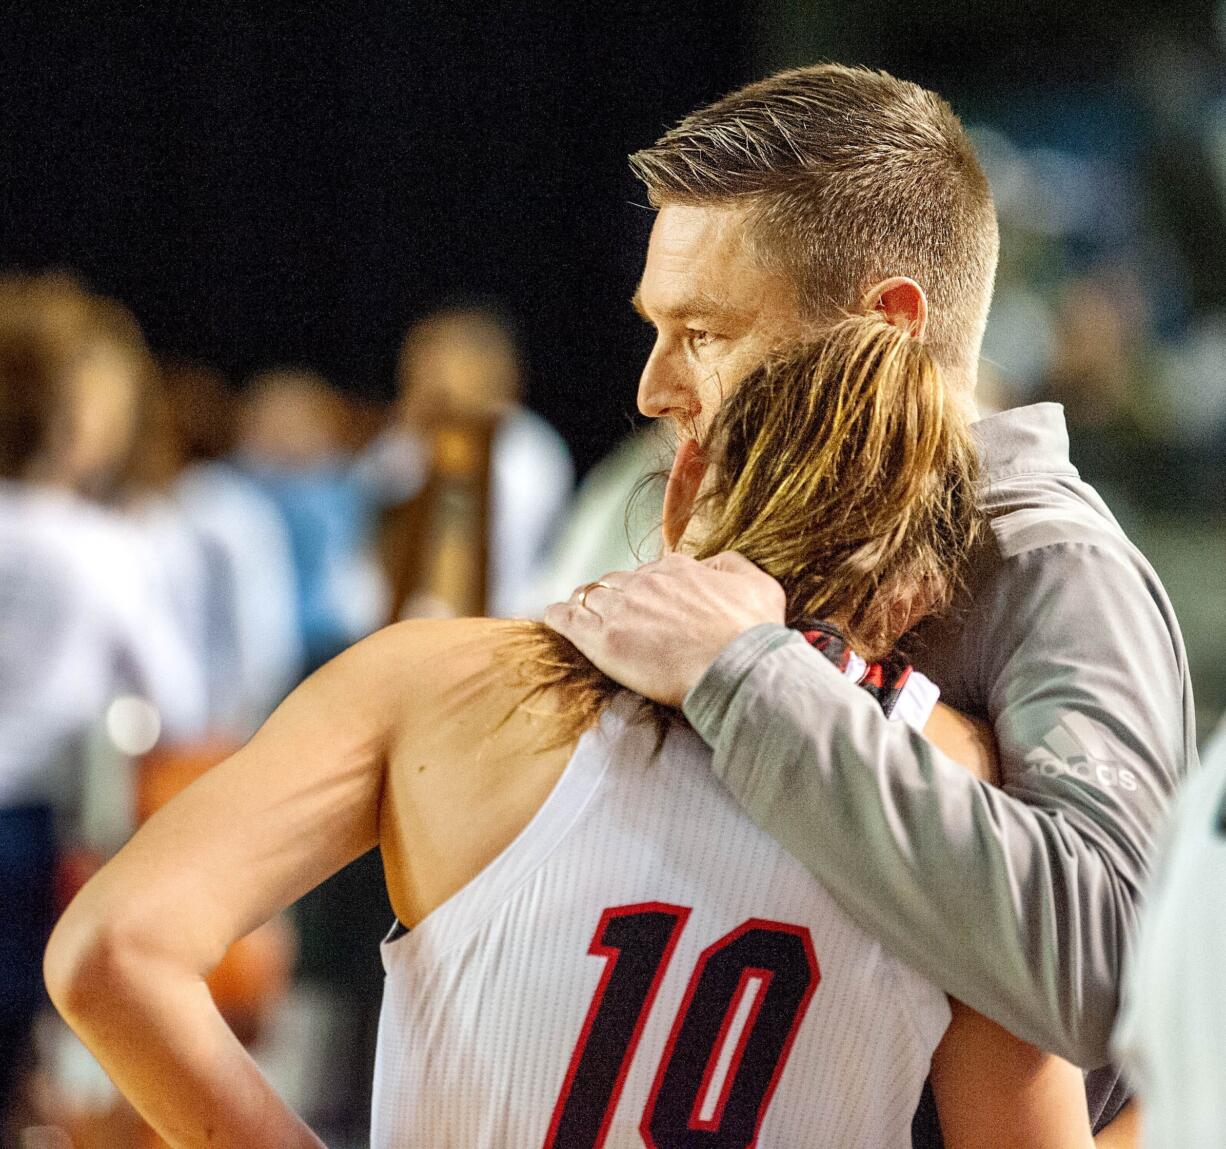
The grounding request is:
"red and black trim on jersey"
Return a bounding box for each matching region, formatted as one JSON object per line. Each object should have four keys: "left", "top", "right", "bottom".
{"left": 792, "top": 619, "right": 913, "bottom": 721}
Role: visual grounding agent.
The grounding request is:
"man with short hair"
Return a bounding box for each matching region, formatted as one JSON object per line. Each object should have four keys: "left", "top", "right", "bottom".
{"left": 548, "top": 63, "right": 1194, "bottom": 1137}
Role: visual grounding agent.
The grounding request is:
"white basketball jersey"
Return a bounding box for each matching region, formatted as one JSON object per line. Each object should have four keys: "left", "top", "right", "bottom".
{"left": 371, "top": 694, "right": 949, "bottom": 1148}
{"left": 1113, "top": 739, "right": 1226, "bottom": 1148}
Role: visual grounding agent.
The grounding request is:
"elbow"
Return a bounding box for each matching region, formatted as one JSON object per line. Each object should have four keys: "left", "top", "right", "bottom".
{"left": 44, "top": 904, "right": 156, "bottom": 1026}
{"left": 44, "top": 905, "right": 111, "bottom": 1022}
{"left": 996, "top": 980, "right": 1114, "bottom": 1069}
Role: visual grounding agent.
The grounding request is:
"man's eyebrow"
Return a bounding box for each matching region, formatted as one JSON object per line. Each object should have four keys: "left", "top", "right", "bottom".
{"left": 630, "top": 286, "right": 739, "bottom": 323}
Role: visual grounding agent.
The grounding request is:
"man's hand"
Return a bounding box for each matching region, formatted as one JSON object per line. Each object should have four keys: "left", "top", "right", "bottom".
{"left": 543, "top": 552, "right": 786, "bottom": 707}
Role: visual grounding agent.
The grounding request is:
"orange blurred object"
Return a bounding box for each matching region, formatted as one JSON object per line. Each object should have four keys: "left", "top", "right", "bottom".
{"left": 205, "top": 918, "right": 296, "bottom": 1046}
{"left": 135, "top": 738, "right": 238, "bottom": 824}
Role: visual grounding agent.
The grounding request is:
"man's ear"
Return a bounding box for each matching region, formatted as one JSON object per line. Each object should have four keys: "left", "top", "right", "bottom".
{"left": 662, "top": 438, "right": 709, "bottom": 551}
{"left": 863, "top": 276, "right": 928, "bottom": 339}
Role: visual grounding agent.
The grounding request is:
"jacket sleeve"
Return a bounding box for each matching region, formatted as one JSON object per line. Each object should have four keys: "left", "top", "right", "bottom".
{"left": 682, "top": 540, "right": 1192, "bottom": 1067}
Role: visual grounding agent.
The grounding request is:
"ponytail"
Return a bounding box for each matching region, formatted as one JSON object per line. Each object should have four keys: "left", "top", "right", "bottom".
{"left": 505, "top": 315, "right": 981, "bottom": 742}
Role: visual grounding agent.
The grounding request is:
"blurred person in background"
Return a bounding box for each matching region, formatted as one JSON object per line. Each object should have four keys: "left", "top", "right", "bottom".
{"left": 117, "top": 359, "right": 229, "bottom": 753}
{"left": 1033, "top": 270, "right": 1158, "bottom": 505}
{"left": 0, "top": 273, "right": 206, "bottom": 1139}
{"left": 65, "top": 353, "right": 305, "bottom": 1146}
{"left": 277, "top": 310, "right": 573, "bottom": 1135}
{"left": 374, "top": 306, "right": 573, "bottom": 619}
{"left": 133, "top": 360, "right": 302, "bottom": 737}
{"left": 236, "top": 367, "right": 388, "bottom": 675}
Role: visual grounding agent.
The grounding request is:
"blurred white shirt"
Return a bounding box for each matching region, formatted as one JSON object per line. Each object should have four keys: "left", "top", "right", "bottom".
{"left": 489, "top": 408, "right": 574, "bottom": 617}
{"left": 173, "top": 461, "right": 304, "bottom": 733}
{"left": 1113, "top": 726, "right": 1226, "bottom": 1146}
{"left": 0, "top": 482, "right": 207, "bottom": 807}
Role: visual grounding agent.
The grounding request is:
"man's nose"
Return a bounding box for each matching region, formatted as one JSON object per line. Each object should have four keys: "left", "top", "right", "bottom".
{"left": 637, "top": 344, "right": 700, "bottom": 422}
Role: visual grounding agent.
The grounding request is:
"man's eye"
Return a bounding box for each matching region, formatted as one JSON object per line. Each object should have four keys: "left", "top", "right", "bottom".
{"left": 687, "top": 329, "right": 715, "bottom": 349}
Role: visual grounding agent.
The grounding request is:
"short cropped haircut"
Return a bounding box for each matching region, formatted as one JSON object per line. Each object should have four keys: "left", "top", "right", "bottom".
{"left": 629, "top": 64, "right": 999, "bottom": 383}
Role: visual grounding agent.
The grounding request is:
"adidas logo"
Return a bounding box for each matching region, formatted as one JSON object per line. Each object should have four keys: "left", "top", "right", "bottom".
{"left": 1022, "top": 712, "right": 1139, "bottom": 792}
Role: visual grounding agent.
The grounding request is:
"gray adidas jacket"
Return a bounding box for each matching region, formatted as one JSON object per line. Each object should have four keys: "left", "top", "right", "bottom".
{"left": 681, "top": 403, "right": 1196, "bottom": 1132}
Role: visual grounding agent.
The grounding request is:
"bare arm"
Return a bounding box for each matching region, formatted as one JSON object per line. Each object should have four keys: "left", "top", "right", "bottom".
{"left": 932, "top": 1001, "right": 1094, "bottom": 1149}
{"left": 43, "top": 625, "right": 413, "bottom": 1147}
{"left": 924, "top": 700, "right": 1138, "bottom": 1149}
{"left": 924, "top": 705, "right": 1094, "bottom": 1149}
{"left": 931, "top": 1005, "right": 1139, "bottom": 1149}
{"left": 923, "top": 701, "right": 999, "bottom": 783}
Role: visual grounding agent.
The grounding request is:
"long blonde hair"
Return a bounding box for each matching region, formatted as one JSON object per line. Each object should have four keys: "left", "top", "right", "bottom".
{"left": 505, "top": 315, "right": 981, "bottom": 742}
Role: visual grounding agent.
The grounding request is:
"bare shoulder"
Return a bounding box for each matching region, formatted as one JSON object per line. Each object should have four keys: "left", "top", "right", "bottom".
{"left": 332, "top": 617, "right": 518, "bottom": 687}
{"left": 343, "top": 617, "right": 563, "bottom": 753}
{"left": 356, "top": 616, "right": 522, "bottom": 675}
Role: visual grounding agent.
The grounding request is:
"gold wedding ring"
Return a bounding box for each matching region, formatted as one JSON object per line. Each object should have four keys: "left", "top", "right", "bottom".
{"left": 577, "top": 580, "right": 612, "bottom": 610}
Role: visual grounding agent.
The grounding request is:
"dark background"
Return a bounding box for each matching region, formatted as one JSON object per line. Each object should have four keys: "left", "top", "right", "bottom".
{"left": 2, "top": 1, "right": 1216, "bottom": 476}
{"left": 1, "top": 4, "right": 747, "bottom": 474}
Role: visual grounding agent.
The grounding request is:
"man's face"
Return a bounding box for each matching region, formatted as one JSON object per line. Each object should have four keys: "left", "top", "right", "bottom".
{"left": 635, "top": 204, "right": 808, "bottom": 446}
